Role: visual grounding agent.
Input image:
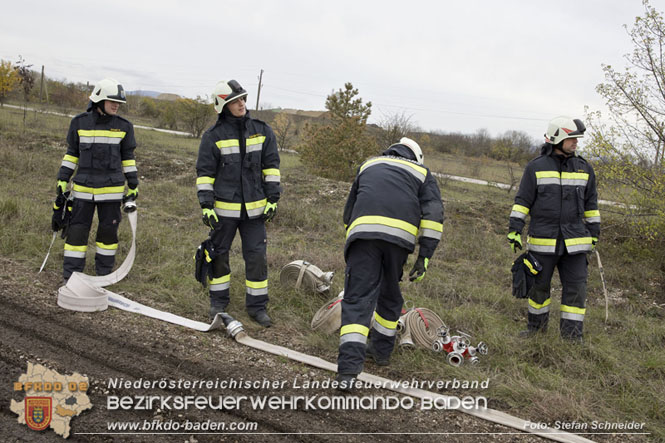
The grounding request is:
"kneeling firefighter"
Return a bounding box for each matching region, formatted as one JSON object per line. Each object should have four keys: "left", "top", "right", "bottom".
{"left": 54, "top": 78, "right": 138, "bottom": 282}
{"left": 336, "top": 138, "right": 444, "bottom": 389}
{"left": 508, "top": 116, "right": 600, "bottom": 341}
{"left": 195, "top": 79, "right": 281, "bottom": 327}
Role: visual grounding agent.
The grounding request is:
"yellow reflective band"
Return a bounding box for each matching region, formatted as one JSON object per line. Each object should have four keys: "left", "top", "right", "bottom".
{"left": 348, "top": 216, "right": 418, "bottom": 236}
{"left": 374, "top": 312, "right": 398, "bottom": 330}
{"left": 246, "top": 279, "right": 268, "bottom": 289}
{"left": 196, "top": 176, "right": 215, "bottom": 184}
{"left": 245, "top": 199, "right": 267, "bottom": 210}
{"left": 63, "top": 154, "right": 79, "bottom": 164}
{"left": 512, "top": 204, "right": 530, "bottom": 215}
{"left": 528, "top": 298, "right": 551, "bottom": 309}
{"left": 73, "top": 184, "right": 125, "bottom": 194}
{"left": 209, "top": 274, "right": 231, "bottom": 285}
{"left": 528, "top": 237, "right": 557, "bottom": 246}
{"left": 215, "top": 201, "right": 242, "bottom": 210}
{"left": 535, "top": 171, "right": 560, "bottom": 179}
{"left": 262, "top": 168, "right": 280, "bottom": 176}
{"left": 204, "top": 249, "right": 212, "bottom": 263}
{"left": 584, "top": 210, "right": 600, "bottom": 217}
{"left": 121, "top": 159, "right": 136, "bottom": 167}
{"left": 64, "top": 244, "right": 87, "bottom": 252}
{"left": 561, "top": 305, "right": 586, "bottom": 315}
{"left": 523, "top": 258, "right": 538, "bottom": 275}
{"left": 53, "top": 203, "right": 60, "bottom": 210}
{"left": 561, "top": 172, "right": 589, "bottom": 181}
{"left": 565, "top": 237, "right": 593, "bottom": 246}
{"left": 78, "top": 129, "right": 126, "bottom": 138}
{"left": 95, "top": 242, "right": 118, "bottom": 250}
{"left": 247, "top": 136, "right": 266, "bottom": 145}
{"left": 215, "top": 139, "right": 240, "bottom": 148}
{"left": 360, "top": 157, "right": 427, "bottom": 178}
{"left": 340, "top": 324, "right": 369, "bottom": 337}
{"left": 419, "top": 219, "right": 443, "bottom": 232}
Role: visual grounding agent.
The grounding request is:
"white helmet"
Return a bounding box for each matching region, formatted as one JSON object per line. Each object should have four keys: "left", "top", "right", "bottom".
{"left": 212, "top": 79, "right": 248, "bottom": 113}
{"left": 89, "top": 78, "right": 126, "bottom": 103}
{"left": 390, "top": 137, "right": 423, "bottom": 163}
{"left": 545, "top": 116, "right": 586, "bottom": 145}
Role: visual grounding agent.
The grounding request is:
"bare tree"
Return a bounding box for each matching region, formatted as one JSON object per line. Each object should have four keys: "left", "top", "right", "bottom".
{"left": 376, "top": 110, "right": 416, "bottom": 147}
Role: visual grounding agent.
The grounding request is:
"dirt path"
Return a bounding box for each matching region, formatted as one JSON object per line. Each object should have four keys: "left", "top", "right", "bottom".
{"left": 0, "top": 256, "right": 552, "bottom": 442}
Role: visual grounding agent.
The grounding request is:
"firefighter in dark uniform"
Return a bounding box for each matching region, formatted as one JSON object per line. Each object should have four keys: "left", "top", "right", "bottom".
{"left": 196, "top": 80, "right": 281, "bottom": 327}
{"left": 54, "top": 78, "right": 138, "bottom": 282}
{"left": 336, "top": 138, "right": 444, "bottom": 389}
{"left": 508, "top": 116, "right": 600, "bottom": 342}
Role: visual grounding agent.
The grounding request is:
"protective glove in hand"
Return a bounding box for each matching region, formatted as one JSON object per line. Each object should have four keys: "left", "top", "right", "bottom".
{"left": 202, "top": 207, "right": 220, "bottom": 229}
{"left": 263, "top": 202, "right": 277, "bottom": 222}
{"left": 591, "top": 237, "right": 598, "bottom": 251}
{"left": 409, "top": 256, "right": 429, "bottom": 282}
{"left": 57, "top": 180, "right": 68, "bottom": 195}
{"left": 51, "top": 192, "right": 68, "bottom": 231}
{"left": 507, "top": 231, "right": 522, "bottom": 253}
{"left": 122, "top": 187, "right": 138, "bottom": 213}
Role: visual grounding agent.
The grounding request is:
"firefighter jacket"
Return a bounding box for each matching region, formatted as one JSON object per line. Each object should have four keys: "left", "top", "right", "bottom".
{"left": 343, "top": 145, "right": 444, "bottom": 259}
{"left": 509, "top": 143, "right": 600, "bottom": 255}
{"left": 196, "top": 111, "right": 281, "bottom": 219}
{"left": 57, "top": 103, "right": 138, "bottom": 202}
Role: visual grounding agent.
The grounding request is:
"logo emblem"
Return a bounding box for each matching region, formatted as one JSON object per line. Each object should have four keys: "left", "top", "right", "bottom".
{"left": 25, "top": 397, "right": 52, "bottom": 431}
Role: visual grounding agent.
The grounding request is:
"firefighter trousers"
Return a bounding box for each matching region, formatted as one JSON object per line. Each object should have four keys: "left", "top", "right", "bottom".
{"left": 208, "top": 217, "right": 268, "bottom": 315}
{"left": 63, "top": 199, "right": 122, "bottom": 279}
{"left": 527, "top": 251, "right": 588, "bottom": 339}
{"left": 337, "top": 239, "right": 409, "bottom": 375}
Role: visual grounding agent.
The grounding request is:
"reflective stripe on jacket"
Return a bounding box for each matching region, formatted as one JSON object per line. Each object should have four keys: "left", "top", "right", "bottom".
{"left": 196, "top": 112, "right": 281, "bottom": 219}
{"left": 343, "top": 153, "right": 444, "bottom": 259}
{"left": 57, "top": 108, "right": 138, "bottom": 202}
{"left": 509, "top": 144, "right": 600, "bottom": 255}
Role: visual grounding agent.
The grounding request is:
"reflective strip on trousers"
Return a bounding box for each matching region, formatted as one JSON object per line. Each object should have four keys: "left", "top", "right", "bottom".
{"left": 210, "top": 274, "right": 231, "bottom": 292}
{"left": 95, "top": 242, "right": 118, "bottom": 256}
{"left": 528, "top": 298, "right": 551, "bottom": 315}
{"left": 340, "top": 332, "right": 368, "bottom": 345}
{"left": 247, "top": 280, "right": 268, "bottom": 296}
{"left": 561, "top": 312, "right": 585, "bottom": 322}
{"left": 561, "top": 305, "right": 585, "bottom": 322}
{"left": 372, "top": 321, "right": 397, "bottom": 337}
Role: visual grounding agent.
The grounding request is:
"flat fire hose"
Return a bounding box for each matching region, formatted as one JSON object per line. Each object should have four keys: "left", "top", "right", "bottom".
{"left": 54, "top": 210, "right": 592, "bottom": 442}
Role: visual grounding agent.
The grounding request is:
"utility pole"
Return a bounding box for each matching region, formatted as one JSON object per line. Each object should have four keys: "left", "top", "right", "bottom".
{"left": 39, "top": 65, "right": 44, "bottom": 103}
{"left": 255, "top": 69, "right": 263, "bottom": 111}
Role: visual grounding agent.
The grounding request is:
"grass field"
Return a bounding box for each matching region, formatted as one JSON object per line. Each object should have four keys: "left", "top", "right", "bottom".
{"left": 1, "top": 106, "right": 664, "bottom": 440}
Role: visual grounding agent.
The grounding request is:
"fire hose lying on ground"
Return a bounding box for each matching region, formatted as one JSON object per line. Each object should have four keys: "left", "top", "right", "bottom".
{"left": 279, "top": 260, "right": 334, "bottom": 294}
{"left": 311, "top": 297, "right": 488, "bottom": 367}
{"left": 53, "top": 209, "right": 593, "bottom": 443}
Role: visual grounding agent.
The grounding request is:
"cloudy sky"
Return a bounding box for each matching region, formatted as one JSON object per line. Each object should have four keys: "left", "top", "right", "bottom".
{"left": 2, "top": 0, "right": 663, "bottom": 141}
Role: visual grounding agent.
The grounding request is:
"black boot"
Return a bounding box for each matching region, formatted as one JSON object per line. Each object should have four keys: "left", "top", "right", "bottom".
{"left": 249, "top": 310, "right": 272, "bottom": 327}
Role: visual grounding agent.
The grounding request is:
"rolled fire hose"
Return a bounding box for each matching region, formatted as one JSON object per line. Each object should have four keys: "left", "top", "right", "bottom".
{"left": 398, "top": 308, "right": 444, "bottom": 349}
{"left": 280, "top": 260, "right": 334, "bottom": 294}
{"left": 310, "top": 292, "right": 343, "bottom": 334}
{"left": 54, "top": 210, "right": 592, "bottom": 442}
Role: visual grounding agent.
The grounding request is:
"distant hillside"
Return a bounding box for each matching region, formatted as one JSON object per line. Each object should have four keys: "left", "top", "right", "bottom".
{"left": 127, "top": 90, "right": 162, "bottom": 98}
{"left": 127, "top": 90, "right": 181, "bottom": 101}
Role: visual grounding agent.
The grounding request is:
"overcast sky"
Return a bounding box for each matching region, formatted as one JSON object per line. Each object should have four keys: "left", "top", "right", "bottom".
{"left": 3, "top": 0, "right": 664, "bottom": 142}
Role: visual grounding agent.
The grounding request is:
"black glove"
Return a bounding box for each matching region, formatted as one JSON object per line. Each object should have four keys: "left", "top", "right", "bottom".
{"left": 51, "top": 192, "right": 68, "bottom": 231}
{"left": 408, "top": 256, "right": 429, "bottom": 282}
